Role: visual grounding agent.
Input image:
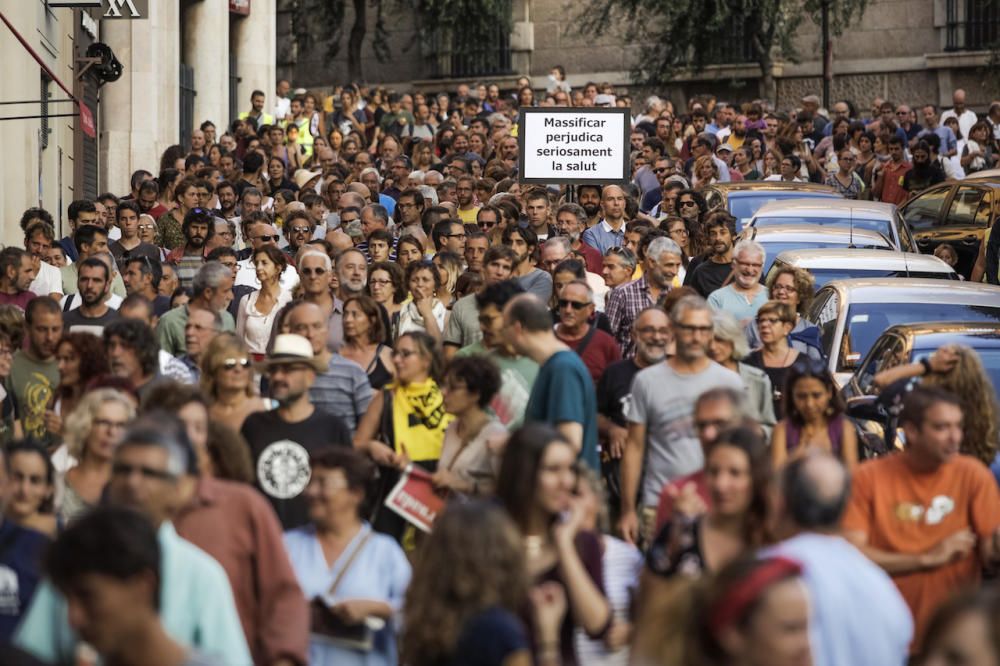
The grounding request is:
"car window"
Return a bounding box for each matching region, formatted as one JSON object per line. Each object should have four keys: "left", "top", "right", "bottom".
{"left": 856, "top": 336, "right": 906, "bottom": 394}
{"left": 902, "top": 186, "right": 950, "bottom": 230}
{"left": 894, "top": 211, "right": 916, "bottom": 252}
{"left": 944, "top": 186, "right": 990, "bottom": 228}
{"left": 753, "top": 215, "right": 894, "bottom": 246}
{"left": 808, "top": 289, "right": 839, "bottom": 353}
{"left": 975, "top": 189, "right": 994, "bottom": 227}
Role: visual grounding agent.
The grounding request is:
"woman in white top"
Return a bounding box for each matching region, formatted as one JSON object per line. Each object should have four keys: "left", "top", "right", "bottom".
{"left": 235, "top": 245, "right": 293, "bottom": 357}
{"left": 397, "top": 260, "right": 447, "bottom": 341}
{"left": 433, "top": 356, "right": 507, "bottom": 497}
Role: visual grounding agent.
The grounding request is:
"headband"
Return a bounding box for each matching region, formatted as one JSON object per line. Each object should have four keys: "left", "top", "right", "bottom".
{"left": 708, "top": 556, "right": 803, "bottom": 634}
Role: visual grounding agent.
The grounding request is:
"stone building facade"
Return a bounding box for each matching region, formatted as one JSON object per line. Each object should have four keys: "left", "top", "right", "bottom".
{"left": 277, "top": 0, "right": 998, "bottom": 111}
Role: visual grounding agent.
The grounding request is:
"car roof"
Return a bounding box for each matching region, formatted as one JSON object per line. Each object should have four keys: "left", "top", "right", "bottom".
{"left": 753, "top": 199, "right": 896, "bottom": 217}
{"left": 881, "top": 322, "right": 1000, "bottom": 349}
{"left": 820, "top": 278, "right": 1000, "bottom": 304}
{"left": 772, "top": 249, "right": 953, "bottom": 271}
{"left": 965, "top": 169, "right": 1000, "bottom": 182}
{"left": 747, "top": 224, "right": 893, "bottom": 244}
{"left": 708, "top": 182, "right": 840, "bottom": 195}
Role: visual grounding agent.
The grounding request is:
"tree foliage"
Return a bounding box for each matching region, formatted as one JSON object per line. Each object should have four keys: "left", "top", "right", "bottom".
{"left": 575, "top": 0, "right": 869, "bottom": 101}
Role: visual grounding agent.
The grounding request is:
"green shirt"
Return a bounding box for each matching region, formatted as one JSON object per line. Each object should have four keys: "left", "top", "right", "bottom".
{"left": 156, "top": 305, "right": 236, "bottom": 357}
{"left": 456, "top": 341, "right": 538, "bottom": 429}
{"left": 7, "top": 351, "right": 59, "bottom": 440}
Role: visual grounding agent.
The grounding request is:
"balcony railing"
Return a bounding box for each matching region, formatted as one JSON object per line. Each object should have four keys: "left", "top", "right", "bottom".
{"left": 946, "top": 0, "right": 1000, "bottom": 51}
{"left": 421, "top": 0, "right": 513, "bottom": 79}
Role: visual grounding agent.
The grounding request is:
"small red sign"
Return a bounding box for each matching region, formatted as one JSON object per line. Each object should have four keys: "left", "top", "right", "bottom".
{"left": 384, "top": 465, "right": 446, "bottom": 532}
{"left": 78, "top": 101, "right": 96, "bottom": 139}
{"left": 229, "top": 0, "right": 250, "bottom": 15}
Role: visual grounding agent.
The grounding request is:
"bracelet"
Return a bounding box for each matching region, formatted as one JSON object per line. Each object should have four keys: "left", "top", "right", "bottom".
{"left": 920, "top": 357, "right": 933, "bottom": 376}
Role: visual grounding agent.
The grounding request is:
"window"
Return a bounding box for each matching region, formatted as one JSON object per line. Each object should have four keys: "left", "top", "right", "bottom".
{"left": 902, "top": 186, "right": 950, "bottom": 230}
{"left": 856, "top": 336, "right": 906, "bottom": 393}
{"left": 945, "top": 186, "right": 991, "bottom": 228}
{"left": 945, "top": 0, "right": 1000, "bottom": 51}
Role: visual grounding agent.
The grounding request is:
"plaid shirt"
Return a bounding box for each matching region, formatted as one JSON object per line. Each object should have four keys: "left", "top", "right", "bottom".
{"left": 605, "top": 276, "right": 654, "bottom": 358}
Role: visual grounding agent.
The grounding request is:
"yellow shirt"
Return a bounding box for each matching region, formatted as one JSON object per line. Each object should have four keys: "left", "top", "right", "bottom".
{"left": 457, "top": 206, "right": 481, "bottom": 225}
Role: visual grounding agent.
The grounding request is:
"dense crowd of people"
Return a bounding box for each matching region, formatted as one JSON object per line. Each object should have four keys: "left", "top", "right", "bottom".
{"left": 0, "top": 73, "right": 998, "bottom": 666}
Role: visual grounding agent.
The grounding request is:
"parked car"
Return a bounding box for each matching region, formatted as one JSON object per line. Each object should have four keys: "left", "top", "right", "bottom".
{"left": 746, "top": 199, "right": 917, "bottom": 253}
{"left": 842, "top": 322, "right": 1000, "bottom": 454}
{"left": 740, "top": 224, "right": 896, "bottom": 276}
{"left": 899, "top": 177, "right": 1000, "bottom": 277}
{"left": 765, "top": 248, "right": 957, "bottom": 289}
{"left": 805, "top": 278, "right": 1000, "bottom": 386}
{"left": 701, "top": 181, "right": 842, "bottom": 230}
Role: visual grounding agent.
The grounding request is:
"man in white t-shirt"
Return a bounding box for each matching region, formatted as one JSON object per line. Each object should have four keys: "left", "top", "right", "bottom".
{"left": 24, "top": 221, "right": 63, "bottom": 300}
{"left": 940, "top": 88, "right": 979, "bottom": 141}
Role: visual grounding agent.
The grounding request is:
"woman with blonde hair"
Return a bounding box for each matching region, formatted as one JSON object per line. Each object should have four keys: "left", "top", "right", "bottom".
{"left": 433, "top": 251, "right": 463, "bottom": 310}
{"left": 874, "top": 344, "right": 999, "bottom": 466}
{"left": 57, "top": 389, "right": 136, "bottom": 524}
{"left": 200, "top": 333, "right": 271, "bottom": 433}
{"left": 691, "top": 155, "right": 719, "bottom": 190}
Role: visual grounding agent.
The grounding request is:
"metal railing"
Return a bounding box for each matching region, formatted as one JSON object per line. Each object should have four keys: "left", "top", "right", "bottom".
{"left": 946, "top": 0, "right": 1000, "bottom": 51}
{"left": 422, "top": 0, "right": 513, "bottom": 79}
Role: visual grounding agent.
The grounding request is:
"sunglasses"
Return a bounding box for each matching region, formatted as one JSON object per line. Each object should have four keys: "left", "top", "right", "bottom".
{"left": 254, "top": 235, "right": 280, "bottom": 242}
{"left": 221, "top": 357, "right": 252, "bottom": 370}
{"left": 679, "top": 200, "right": 698, "bottom": 208}
{"left": 112, "top": 462, "right": 176, "bottom": 481}
{"left": 558, "top": 298, "right": 591, "bottom": 310}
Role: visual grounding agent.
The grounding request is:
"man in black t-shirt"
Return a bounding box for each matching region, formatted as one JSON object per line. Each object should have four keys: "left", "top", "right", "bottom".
{"left": 684, "top": 211, "right": 736, "bottom": 298}
{"left": 241, "top": 334, "right": 351, "bottom": 530}
{"left": 62, "top": 257, "right": 120, "bottom": 333}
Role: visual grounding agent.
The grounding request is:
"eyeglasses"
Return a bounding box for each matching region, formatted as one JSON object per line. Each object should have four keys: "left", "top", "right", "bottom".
{"left": 673, "top": 323, "right": 713, "bottom": 334}
{"left": 93, "top": 419, "right": 129, "bottom": 431}
{"left": 771, "top": 283, "right": 796, "bottom": 293}
{"left": 0, "top": 347, "right": 12, "bottom": 357}
{"left": 301, "top": 267, "right": 327, "bottom": 276}
{"left": 112, "top": 462, "right": 176, "bottom": 481}
{"left": 446, "top": 233, "right": 467, "bottom": 240}
{"left": 558, "top": 298, "right": 591, "bottom": 310}
{"left": 221, "top": 357, "right": 252, "bottom": 370}
{"left": 392, "top": 349, "right": 417, "bottom": 359}
{"left": 369, "top": 278, "right": 392, "bottom": 286}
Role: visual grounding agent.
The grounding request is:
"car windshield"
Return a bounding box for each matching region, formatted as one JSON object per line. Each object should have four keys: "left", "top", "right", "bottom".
{"left": 753, "top": 215, "right": 894, "bottom": 244}
{"left": 805, "top": 268, "right": 955, "bottom": 288}
{"left": 729, "top": 193, "right": 837, "bottom": 226}
{"left": 842, "top": 303, "right": 1000, "bottom": 370}
{"left": 760, "top": 241, "right": 893, "bottom": 274}
{"left": 912, "top": 347, "right": 1000, "bottom": 396}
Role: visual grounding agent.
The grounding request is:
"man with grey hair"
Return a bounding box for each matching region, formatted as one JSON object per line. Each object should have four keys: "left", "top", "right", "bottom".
{"left": 554, "top": 279, "right": 620, "bottom": 385}
{"left": 605, "top": 235, "right": 683, "bottom": 358}
{"left": 619, "top": 295, "right": 743, "bottom": 544}
{"left": 335, "top": 248, "right": 368, "bottom": 302}
{"left": 234, "top": 220, "right": 299, "bottom": 291}
{"left": 358, "top": 204, "right": 393, "bottom": 261}
{"left": 15, "top": 412, "right": 253, "bottom": 664}
{"left": 555, "top": 202, "right": 602, "bottom": 274}
{"left": 707, "top": 239, "right": 768, "bottom": 322}
{"left": 156, "top": 261, "right": 236, "bottom": 356}
{"left": 763, "top": 452, "right": 913, "bottom": 666}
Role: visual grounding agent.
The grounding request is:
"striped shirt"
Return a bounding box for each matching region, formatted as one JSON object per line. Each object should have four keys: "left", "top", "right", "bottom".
{"left": 308, "top": 354, "right": 375, "bottom": 435}
{"left": 605, "top": 276, "right": 654, "bottom": 358}
{"left": 575, "top": 536, "right": 642, "bottom": 666}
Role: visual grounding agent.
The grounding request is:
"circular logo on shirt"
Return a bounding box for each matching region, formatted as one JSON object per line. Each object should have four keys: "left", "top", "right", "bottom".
{"left": 257, "top": 440, "right": 311, "bottom": 499}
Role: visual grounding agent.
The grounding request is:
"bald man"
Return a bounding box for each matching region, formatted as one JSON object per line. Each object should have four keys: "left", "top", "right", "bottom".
{"left": 580, "top": 185, "right": 628, "bottom": 255}
{"left": 941, "top": 88, "right": 978, "bottom": 140}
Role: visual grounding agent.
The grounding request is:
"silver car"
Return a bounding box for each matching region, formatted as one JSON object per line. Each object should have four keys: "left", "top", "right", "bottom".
{"left": 766, "top": 248, "right": 958, "bottom": 289}
{"left": 806, "top": 278, "right": 1000, "bottom": 385}
{"left": 747, "top": 199, "right": 917, "bottom": 253}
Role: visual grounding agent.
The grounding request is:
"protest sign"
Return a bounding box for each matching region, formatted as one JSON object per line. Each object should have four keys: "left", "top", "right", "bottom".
{"left": 518, "top": 107, "right": 630, "bottom": 184}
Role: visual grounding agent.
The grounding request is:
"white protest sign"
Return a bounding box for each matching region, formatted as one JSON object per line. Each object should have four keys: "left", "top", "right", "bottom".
{"left": 518, "top": 108, "right": 630, "bottom": 184}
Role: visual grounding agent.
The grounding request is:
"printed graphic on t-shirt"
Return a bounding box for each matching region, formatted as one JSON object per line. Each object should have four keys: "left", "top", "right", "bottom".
{"left": 257, "top": 440, "right": 311, "bottom": 499}
{"left": 0, "top": 565, "right": 19, "bottom": 614}
{"left": 894, "top": 495, "right": 955, "bottom": 525}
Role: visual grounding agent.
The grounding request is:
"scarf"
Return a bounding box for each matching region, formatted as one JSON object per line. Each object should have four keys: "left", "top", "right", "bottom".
{"left": 390, "top": 378, "right": 453, "bottom": 461}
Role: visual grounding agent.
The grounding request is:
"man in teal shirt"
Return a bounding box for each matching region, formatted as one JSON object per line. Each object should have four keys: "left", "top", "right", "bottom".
{"left": 15, "top": 414, "right": 251, "bottom": 664}
{"left": 503, "top": 293, "right": 599, "bottom": 470}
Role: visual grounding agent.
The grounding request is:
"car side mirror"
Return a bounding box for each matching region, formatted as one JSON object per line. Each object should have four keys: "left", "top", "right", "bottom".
{"left": 846, "top": 395, "right": 884, "bottom": 423}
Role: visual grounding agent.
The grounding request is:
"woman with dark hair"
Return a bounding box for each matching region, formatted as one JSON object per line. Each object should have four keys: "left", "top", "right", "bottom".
{"left": 398, "top": 260, "right": 447, "bottom": 341}
{"left": 341, "top": 294, "right": 396, "bottom": 390}
{"left": 265, "top": 156, "right": 298, "bottom": 196}
{"left": 675, "top": 189, "right": 708, "bottom": 254}
{"left": 367, "top": 261, "right": 406, "bottom": 339}
{"left": 206, "top": 421, "right": 255, "bottom": 484}
{"left": 4, "top": 439, "right": 57, "bottom": 536}
{"left": 402, "top": 501, "right": 549, "bottom": 666}
{"left": 432, "top": 356, "right": 506, "bottom": 496}
{"left": 395, "top": 235, "right": 425, "bottom": 271}
{"left": 922, "top": 587, "right": 1000, "bottom": 666}
{"left": 495, "top": 423, "right": 612, "bottom": 665}
{"left": 771, "top": 357, "right": 858, "bottom": 470}
{"left": 686, "top": 555, "right": 810, "bottom": 666}
{"left": 44, "top": 332, "right": 110, "bottom": 439}
{"left": 354, "top": 331, "right": 452, "bottom": 538}
{"left": 236, "top": 245, "right": 293, "bottom": 357}
{"left": 283, "top": 447, "right": 411, "bottom": 666}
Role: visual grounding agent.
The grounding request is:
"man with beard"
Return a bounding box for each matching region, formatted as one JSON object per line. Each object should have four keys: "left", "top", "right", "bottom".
{"left": 394, "top": 189, "right": 427, "bottom": 244}
{"left": 335, "top": 248, "right": 368, "bottom": 302}
{"left": 553, "top": 280, "right": 620, "bottom": 385}
{"left": 215, "top": 181, "right": 238, "bottom": 221}
{"left": 581, "top": 185, "right": 628, "bottom": 255}
{"left": 9, "top": 297, "right": 61, "bottom": 440}
{"left": 555, "top": 203, "right": 602, "bottom": 274}
{"left": 503, "top": 225, "right": 551, "bottom": 303}
{"left": 0, "top": 247, "right": 36, "bottom": 310}
{"left": 464, "top": 229, "right": 489, "bottom": 274}
{"left": 241, "top": 334, "right": 351, "bottom": 529}
{"left": 577, "top": 184, "right": 603, "bottom": 228}
{"left": 455, "top": 175, "right": 480, "bottom": 225}
{"left": 165, "top": 208, "right": 212, "bottom": 290}
{"left": 62, "top": 258, "right": 120, "bottom": 332}
{"left": 903, "top": 140, "right": 946, "bottom": 194}
{"left": 444, "top": 245, "right": 517, "bottom": 359}
{"left": 618, "top": 295, "right": 743, "bottom": 544}
{"left": 605, "top": 237, "right": 682, "bottom": 358}
{"left": 707, "top": 240, "right": 768, "bottom": 323}
{"left": 685, "top": 211, "right": 736, "bottom": 297}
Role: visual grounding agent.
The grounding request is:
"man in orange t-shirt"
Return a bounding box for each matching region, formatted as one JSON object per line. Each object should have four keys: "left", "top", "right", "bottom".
{"left": 843, "top": 386, "right": 1000, "bottom": 652}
